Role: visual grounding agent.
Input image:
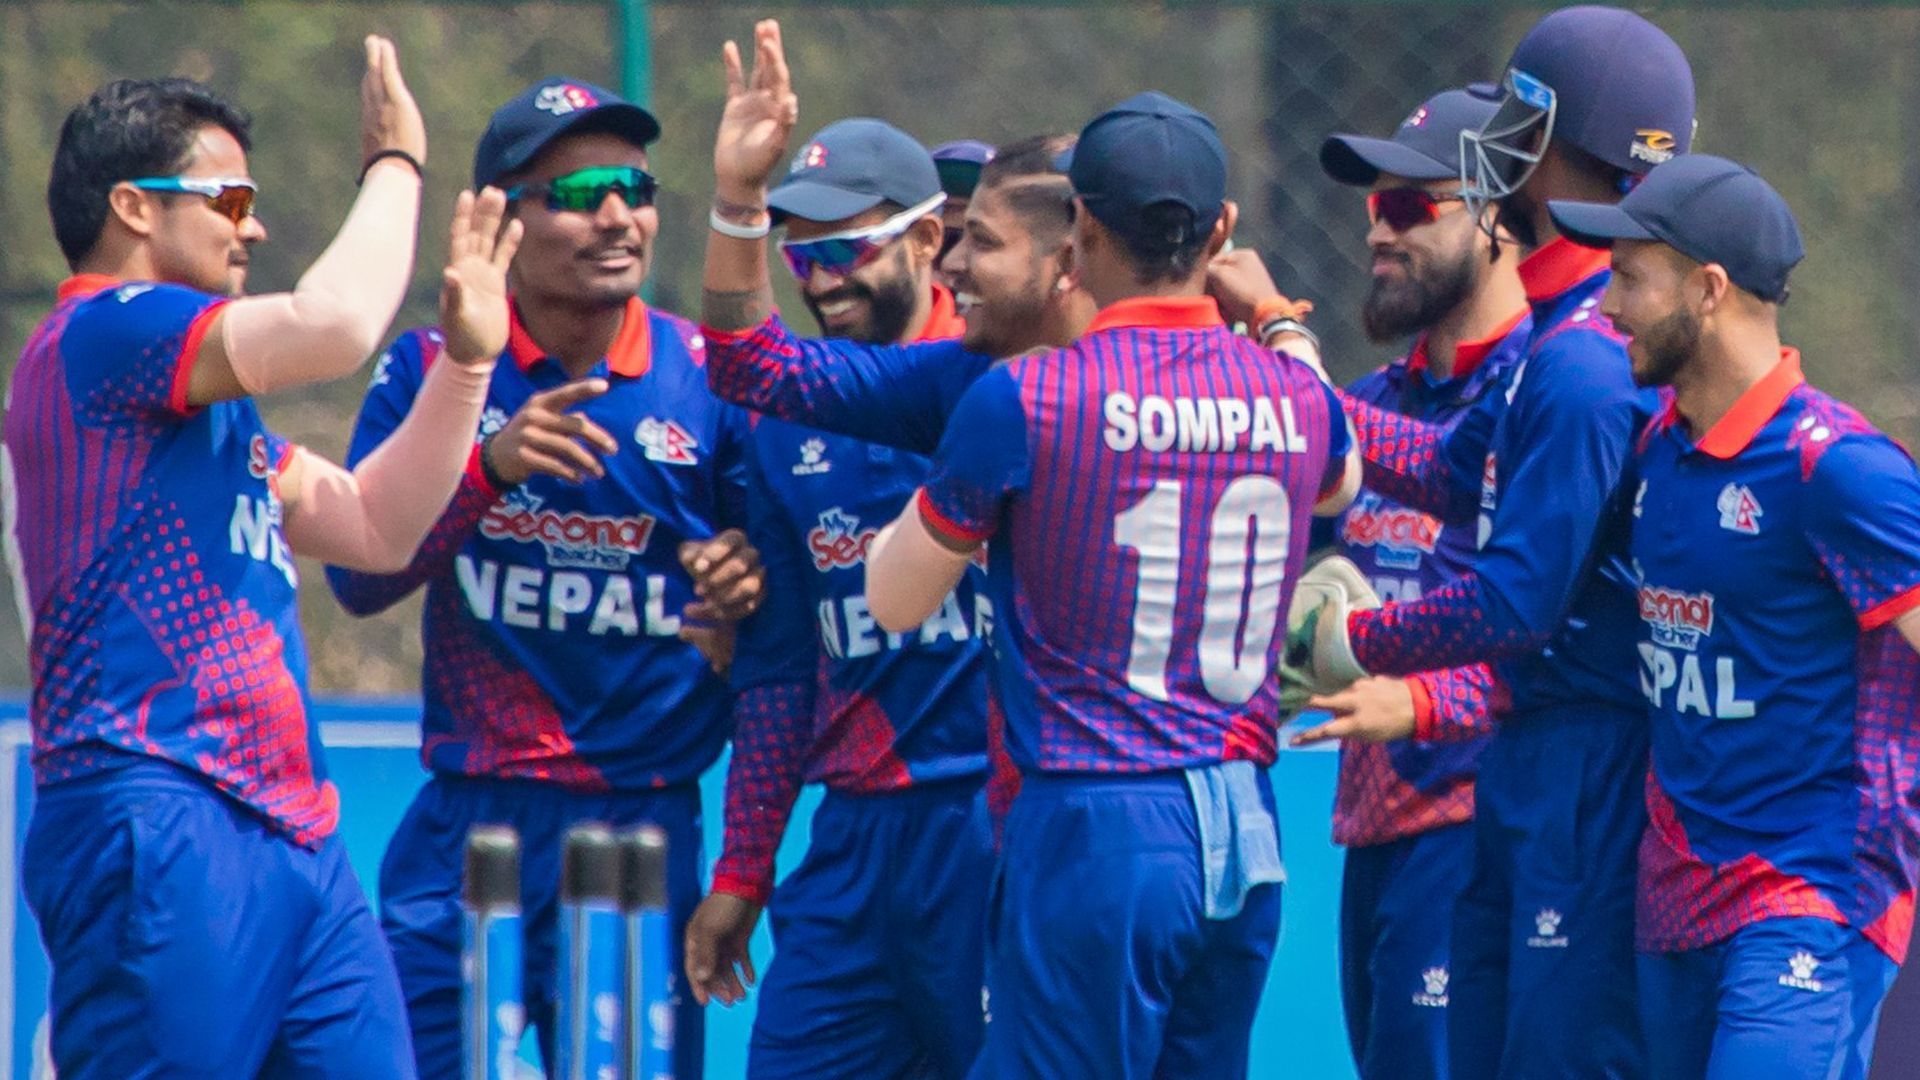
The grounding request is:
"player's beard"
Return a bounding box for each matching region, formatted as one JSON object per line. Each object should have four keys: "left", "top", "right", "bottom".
{"left": 1363, "top": 243, "right": 1479, "bottom": 345}
{"left": 1628, "top": 305, "right": 1700, "bottom": 388}
{"left": 803, "top": 260, "right": 921, "bottom": 345}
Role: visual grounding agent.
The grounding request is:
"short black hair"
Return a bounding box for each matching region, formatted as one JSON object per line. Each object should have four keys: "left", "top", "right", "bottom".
{"left": 48, "top": 78, "right": 252, "bottom": 268}
{"left": 1108, "top": 202, "right": 1212, "bottom": 285}
{"left": 976, "top": 134, "right": 1074, "bottom": 248}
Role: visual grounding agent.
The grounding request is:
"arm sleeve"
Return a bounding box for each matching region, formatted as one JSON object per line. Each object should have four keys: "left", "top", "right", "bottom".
{"left": 915, "top": 367, "right": 1033, "bottom": 546}
{"left": 1409, "top": 663, "right": 1499, "bottom": 743}
{"left": 703, "top": 314, "right": 996, "bottom": 455}
{"left": 1342, "top": 385, "right": 1498, "bottom": 526}
{"left": 321, "top": 332, "right": 501, "bottom": 610}
{"left": 1349, "top": 333, "right": 1642, "bottom": 675}
{"left": 61, "top": 284, "right": 225, "bottom": 421}
{"left": 1805, "top": 435, "right": 1920, "bottom": 629}
{"left": 711, "top": 450, "right": 818, "bottom": 902}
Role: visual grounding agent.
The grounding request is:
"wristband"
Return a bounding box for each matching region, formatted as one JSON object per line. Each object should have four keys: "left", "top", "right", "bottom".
{"left": 709, "top": 207, "right": 772, "bottom": 240}
{"left": 359, "top": 148, "right": 424, "bottom": 186}
{"left": 1252, "top": 295, "right": 1314, "bottom": 326}
{"left": 1259, "top": 316, "right": 1320, "bottom": 353}
{"left": 477, "top": 432, "right": 514, "bottom": 492}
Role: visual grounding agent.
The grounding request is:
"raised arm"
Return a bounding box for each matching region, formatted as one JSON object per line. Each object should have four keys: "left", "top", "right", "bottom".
{"left": 186, "top": 36, "right": 429, "bottom": 407}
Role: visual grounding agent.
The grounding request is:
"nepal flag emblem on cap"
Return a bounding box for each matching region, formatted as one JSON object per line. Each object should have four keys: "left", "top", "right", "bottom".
{"left": 1403, "top": 104, "right": 1431, "bottom": 129}
{"left": 535, "top": 84, "right": 599, "bottom": 116}
{"left": 794, "top": 142, "right": 828, "bottom": 171}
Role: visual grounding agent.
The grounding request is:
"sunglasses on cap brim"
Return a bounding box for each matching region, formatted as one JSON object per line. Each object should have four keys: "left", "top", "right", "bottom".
{"left": 129, "top": 176, "right": 257, "bottom": 225}
{"left": 506, "top": 165, "right": 658, "bottom": 213}
{"left": 779, "top": 193, "right": 947, "bottom": 281}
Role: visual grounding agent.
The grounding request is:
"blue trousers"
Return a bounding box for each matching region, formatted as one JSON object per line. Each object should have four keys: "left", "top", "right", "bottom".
{"left": 1639, "top": 917, "right": 1898, "bottom": 1080}
{"left": 975, "top": 772, "right": 1283, "bottom": 1079}
{"left": 378, "top": 774, "right": 705, "bottom": 1079}
{"left": 749, "top": 779, "right": 994, "bottom": 1079}
{"left": 1448, "top": 712, "right": 1648, "bottom": 1080}
{"left": 23, "top": 759, "right": 413, "bottom": 1079}
{"left": 1340, "top": 823, "right": 1475, "bottom": 1080}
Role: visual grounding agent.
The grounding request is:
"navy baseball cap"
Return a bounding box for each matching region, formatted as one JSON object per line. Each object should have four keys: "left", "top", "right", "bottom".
{"left": 932, "top": 140, "right": 994, "bottom": 199}
{"left": 1321, "top": 88, "right": 1503, "bottom": 186}
{"left": 1506, "top": 6, "right": 1695, "bottom": 174}
{"left": 1548, "top": 154, "right": 1804, "bottom": 303}
{"left": 1059, "top": 91, "right": 1227, "bottom": 239}
{"left": 770, "top": 119, "right": 942, "bottom": 224}
{"left": 473, "top": 77, "right": 660, "bottom": 189}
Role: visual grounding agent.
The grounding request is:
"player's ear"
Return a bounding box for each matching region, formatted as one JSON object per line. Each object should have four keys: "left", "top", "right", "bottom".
{"left": 1207, "top": 200, "right": 1239, "bottom": 258}
{"left": 1696, "top": 262, "right": 1731, "bottom": 315}
{"left": 905, "top": 214, "right": 943, "bottom": 269}
{"left": 106, "top": 182, "right": 157, "bottom": 240}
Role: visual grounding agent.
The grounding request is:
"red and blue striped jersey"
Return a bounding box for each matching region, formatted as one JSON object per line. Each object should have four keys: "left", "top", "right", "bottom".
{"left": 1629, "top": 351, "right": 1920, "bottom": 963}
{"left": 1328, "top": 314, "right": 1528, "bottom": 848}
{"left": 325, "top": 300, "right": 749, "bottom": 790}
{"left": 1342, "top": 240, "right": 1654, "bottom": 725}
{"left": 5, "top": 275, "right": 336, "bottom": 846}
{"left": 916, "top": 296, "right": 1347, "bottom": 773}
{"left": 712, "top": 418, "right": 993, "bottom": 901}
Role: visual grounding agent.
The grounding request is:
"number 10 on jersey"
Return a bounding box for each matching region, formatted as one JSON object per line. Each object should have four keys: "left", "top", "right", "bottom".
{"left": 1113, "top": 476, "right": 1293, "bottom": 706}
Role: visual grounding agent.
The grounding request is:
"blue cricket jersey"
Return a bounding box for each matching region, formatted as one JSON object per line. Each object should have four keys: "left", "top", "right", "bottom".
{"left": 326, "top": 299, "right": 748, "bottom": 790}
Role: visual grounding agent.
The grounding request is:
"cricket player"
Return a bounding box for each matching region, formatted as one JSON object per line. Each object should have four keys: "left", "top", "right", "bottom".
{"left": 863, "top": 90, "right": 1360, "bottom": 1078}
{"left": 682, "top": 111, "right": 993, "bottom": 1078}
{"left": 325, "top": 77, "right": 754, "bottom": 1079}
{"left": 1308, "top": 86, "right": 1531, "bottom": 1080}
{"left": 4, "top": 41, "right": 521, "bottom": 1077}
{"left": 1286, "top": 7, "right": 1697, "bottom": 1076}
{"left": 698, "top": 21, "right": 1095, "bottom": 455}
{"left": 1550, "top": 154, "right": 1920, "bottom": 1080}
{"left": 931, "top": 138, "right": 993, "bottom": 285}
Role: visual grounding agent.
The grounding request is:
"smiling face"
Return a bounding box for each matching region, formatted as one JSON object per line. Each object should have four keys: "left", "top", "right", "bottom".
{"left": 138, "top": 125, "right": 267, "bottom": 296}
{"left": 941, "top": 181, "right": 1063, "bottom": 357}
{"left": 505, "top": 131, "right": 657, "bottom": 311}
{"left": 1361, "top": 173, "right": 1485, "bottom": 343}
{"left": 1602, "top": 237, "right": 1703, "bottom": 389}
{"left": 784, "top": 205, "right": 938, "bottom": 344}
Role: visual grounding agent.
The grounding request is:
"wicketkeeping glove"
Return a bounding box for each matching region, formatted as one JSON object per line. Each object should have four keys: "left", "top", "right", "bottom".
{"left": 1281, "top": 555, "right": 1381, "bottom": 698}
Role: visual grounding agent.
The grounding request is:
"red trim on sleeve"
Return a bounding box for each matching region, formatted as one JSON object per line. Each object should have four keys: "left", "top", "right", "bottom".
{"left": 463, "top": 443, "right": 502, "bottom": 500}
{"left": 1860, "top": 581, "right": 1920, "bottom": 631}
{"left": 915, "top": 488, "right": 992, "bottom": 546}
{"left": 1693, "top": 349, "right": 1804, "bottom": 460}
{"left": 168, "top": 299, "right": 230, "bottom": 415}
{"left": 697, "top": 316, "right": 774, "bottom": 346}
{"left": 1085, "top": 295, "right": 1226, "bottom": 334}
{"left": 1407, "top": 676, "right": 1438, "bottom": 742}
{"left": 709, "top": 871, "right": 771, "bottom": 906}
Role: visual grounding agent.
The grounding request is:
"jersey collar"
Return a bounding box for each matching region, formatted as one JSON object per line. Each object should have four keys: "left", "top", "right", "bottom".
{"left": 1688, "top": 348, "right": 1806, "bottom": 459}
{"left": 1407, "top": 307, "right": 1530, "bottom": 382}
{"left": 506, "top": 296, "right": 653, "bottom": 378}
{"left": 1085, "top": 295, "right": 1226, "bottom": 335}
{"left": 1519, "top": 237, "right": 1612, "bottom": 304}
{"left": 56, "top": 273, "right": 125, "bottom": 301}
{"left": 914, "top": 283, "right": 968, "bottom": 342}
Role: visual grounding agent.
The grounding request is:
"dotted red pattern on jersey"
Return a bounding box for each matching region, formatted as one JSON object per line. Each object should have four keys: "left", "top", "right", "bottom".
{"left": 704, "top": 315, "right": 809, "bottom": 413}
{"left": 417, "top": 580, "right": 606, "bottom": 790}
{"left": 1349, "top": 577, "right": 1534, "bottom": 676}
{"left": 712, "top": 681, "right": 813, "bottom": 902}
{"left": 1332, "top": 664, "right": 1492, "bottom": 847}
{"left": 807, "top": 668, "right": 916, "bottom": 792}
{"left": 1844, "top": 626, "right": 1920, "bottom": 962}
{"left": 1637, "top": 768, "right": 1845, "bottom": 954}
{"left": 1340, "top": 393, "right": 1464, "bottom": 519}
{"left": 985, "top": 692, "right": 1019, "bottom": 846}
{"left": 1332, "top": 740, "right": 1476, "bottom": 848}
{"left": 1410, "top": 664, "right": 1499, "bottom": 742}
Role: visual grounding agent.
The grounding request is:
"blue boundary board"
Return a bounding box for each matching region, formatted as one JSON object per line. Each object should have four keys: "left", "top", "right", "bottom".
{"left": 0, "top": 695, "right": 1356, "bottom": 1079}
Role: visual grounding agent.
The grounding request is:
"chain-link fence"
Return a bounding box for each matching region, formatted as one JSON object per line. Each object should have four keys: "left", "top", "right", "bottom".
{"left": 2, "top": 1, "right": 1917, "bottom": 692}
